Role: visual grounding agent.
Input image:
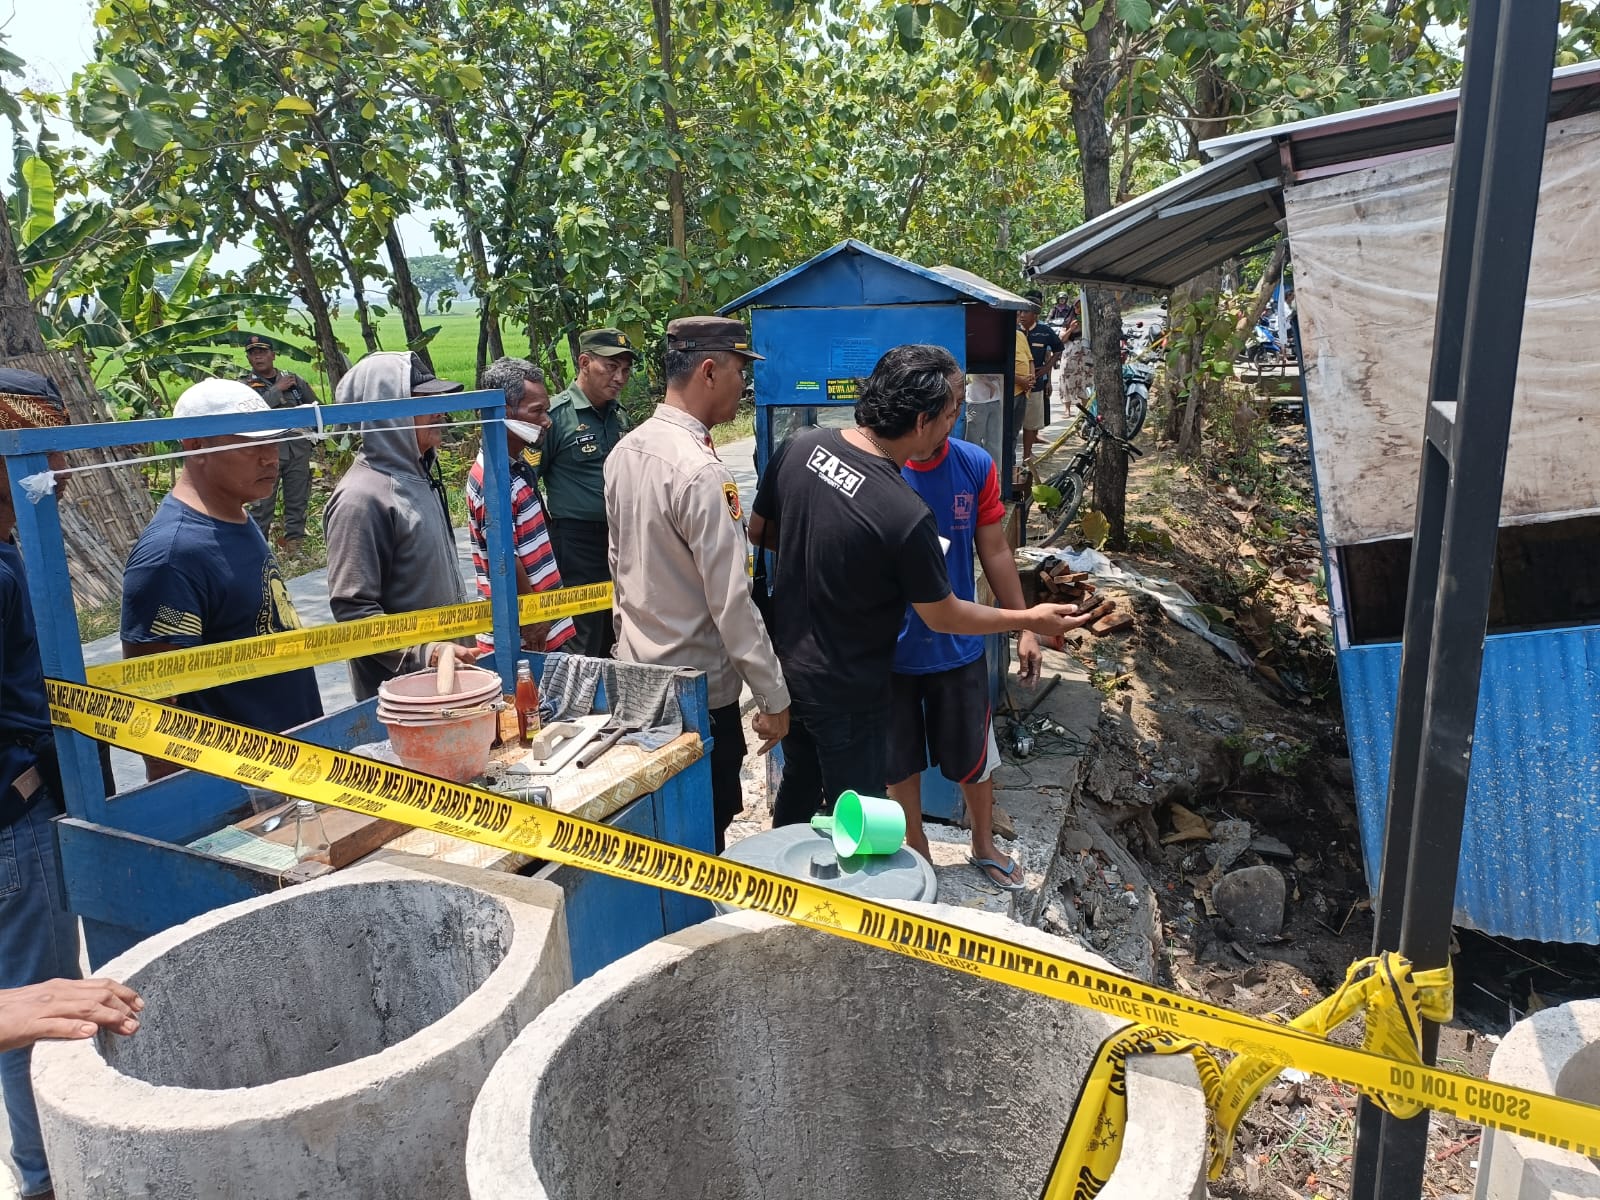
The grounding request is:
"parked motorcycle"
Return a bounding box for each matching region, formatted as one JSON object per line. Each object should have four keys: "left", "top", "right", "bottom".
{"left": 1120, "top": 361, "right": 1153, "bottom": 439}
{"left": 1081, "top": 360, "right": 1153, "bottom": 440}
{"left": 1242, "top": 316, "right": 1295, "bottom": 366}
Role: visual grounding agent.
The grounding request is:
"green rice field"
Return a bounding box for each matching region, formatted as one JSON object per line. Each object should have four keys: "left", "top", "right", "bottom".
{"left": 228, "top": 309, "right": 498, "bottom": 394}
{"left": 155, "top": 306, "right": 752, "bottom": 442}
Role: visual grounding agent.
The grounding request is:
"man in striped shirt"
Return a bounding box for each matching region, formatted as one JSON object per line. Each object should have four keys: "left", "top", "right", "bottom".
{"left": 466, "top": 358, "right": 577, "bottom": 654}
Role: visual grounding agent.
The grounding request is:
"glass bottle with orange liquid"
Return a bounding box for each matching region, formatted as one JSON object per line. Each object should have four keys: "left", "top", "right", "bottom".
{"left": 515, "top": 661, "right": 542, "bottom": 745}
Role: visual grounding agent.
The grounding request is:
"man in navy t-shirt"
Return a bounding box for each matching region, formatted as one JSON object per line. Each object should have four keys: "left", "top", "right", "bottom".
{"left": 890, "top": 435, "right": 1089, "bottom": 890}
{"left": 122, "top": 380, "right": 323, "bottom": 780}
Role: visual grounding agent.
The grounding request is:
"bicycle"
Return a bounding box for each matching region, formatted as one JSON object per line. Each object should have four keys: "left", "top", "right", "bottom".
{"left": 1035, "top": 403, "right": 1142, "bottom": 547}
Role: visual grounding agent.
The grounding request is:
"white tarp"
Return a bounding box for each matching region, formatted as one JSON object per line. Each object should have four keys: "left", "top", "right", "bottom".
{"left": 1285, "top": 108, "right": 1600, "bottom": 548}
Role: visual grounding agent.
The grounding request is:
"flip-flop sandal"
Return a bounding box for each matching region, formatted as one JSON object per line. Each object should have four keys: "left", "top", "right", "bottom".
{"left": 969, "top": 853, "right": 1027, "bottom": 893}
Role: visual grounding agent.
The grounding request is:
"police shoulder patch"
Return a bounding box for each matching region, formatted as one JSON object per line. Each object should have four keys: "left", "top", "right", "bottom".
{"left": 722, "top": 481, "right": 743, "bottom": 521}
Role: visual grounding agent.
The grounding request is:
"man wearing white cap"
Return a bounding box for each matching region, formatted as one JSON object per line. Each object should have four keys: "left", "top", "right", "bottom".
{"left": 121, "top": 379, "right": 323, "bottom": 780}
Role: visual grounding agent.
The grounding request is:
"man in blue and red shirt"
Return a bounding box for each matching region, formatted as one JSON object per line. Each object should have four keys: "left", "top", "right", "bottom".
{"left": 466, "top": 358, "right": 577, "bottom": 655}
{"left": 890, "top": 433, "right": 1063, "bottom": 890}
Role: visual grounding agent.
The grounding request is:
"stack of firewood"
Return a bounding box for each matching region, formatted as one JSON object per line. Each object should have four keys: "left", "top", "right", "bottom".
{"left": 1036, "top": 562, "right": 1134, "bottom": 636}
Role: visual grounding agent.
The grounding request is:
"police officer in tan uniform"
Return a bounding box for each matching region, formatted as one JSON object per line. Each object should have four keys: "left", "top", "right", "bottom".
{"left": 605, "top": 316, "right": 789, "bottom": 850}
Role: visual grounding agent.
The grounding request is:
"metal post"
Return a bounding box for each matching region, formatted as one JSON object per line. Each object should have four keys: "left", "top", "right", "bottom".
{"left": 1349, "top": 0, "right": 1500, "bottom": 1186}
{"left": 8, "top": 451, "right": 110, "bottom": 824}
{"left": 1351, "top": 1, "right": 1560, "bottom": 1196}
{"left": 476, "top": 392, "right": 521, "bottom": 692}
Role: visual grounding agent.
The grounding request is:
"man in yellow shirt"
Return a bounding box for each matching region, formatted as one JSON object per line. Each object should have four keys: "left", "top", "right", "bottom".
{"left": 1012, "top": 325, "right": 1034, "bottom": 490}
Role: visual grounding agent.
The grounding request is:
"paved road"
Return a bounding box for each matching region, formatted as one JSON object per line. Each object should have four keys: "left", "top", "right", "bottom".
{"left": 718, "top": 433, "right": 757, "bottom": 505}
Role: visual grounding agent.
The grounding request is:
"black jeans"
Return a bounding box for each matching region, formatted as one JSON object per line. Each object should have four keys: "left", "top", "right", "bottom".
{"left": 708, "top": 703, "right": 747, "bottom": 854}
{"left": 771, "top": 701, "right": 888, "bottom": 828}
{"left": 548, "top": 516, "right": 615, "bottom": 658}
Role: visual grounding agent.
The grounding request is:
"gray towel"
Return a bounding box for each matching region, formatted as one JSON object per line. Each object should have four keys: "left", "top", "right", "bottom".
{"left": 539, "top": 655, "right": 684, "bottom": 751}
{"left": 540, "top": 654, "right": 605, "bottom": 723}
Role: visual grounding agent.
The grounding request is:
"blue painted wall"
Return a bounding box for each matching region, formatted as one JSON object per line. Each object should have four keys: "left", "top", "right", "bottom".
{"left": 751, "top": 303, "right": 969, "bottom": 474}
{"left": 1339, "top": 626, "right": 1600, "bottom": 943}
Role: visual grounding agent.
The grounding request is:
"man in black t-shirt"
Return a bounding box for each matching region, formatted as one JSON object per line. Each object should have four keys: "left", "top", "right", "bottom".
{"left": 749, "top": 344, "right": 1087, "bottom": 828}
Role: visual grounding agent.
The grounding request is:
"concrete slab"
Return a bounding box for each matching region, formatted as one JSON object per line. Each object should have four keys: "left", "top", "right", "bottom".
{"left": 924, "top": 648, "right": 1101, "bottom": 923}
{"left": 1476, "top": 998, "right": 1600, "bottom": 1200}
{"left": 31, "top": 857, "right": 570, "bottom": 1199}
{"left": 468, "top": 904, "right": 1207, "bottom": 1200}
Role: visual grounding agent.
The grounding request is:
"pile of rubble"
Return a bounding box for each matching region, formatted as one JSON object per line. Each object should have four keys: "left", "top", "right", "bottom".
{"left": 1035, "top": 560, "right": 1134, "bottom": 635}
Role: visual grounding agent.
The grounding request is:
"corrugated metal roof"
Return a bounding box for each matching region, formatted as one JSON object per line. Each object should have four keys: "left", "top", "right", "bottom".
{"left": 720, "top": 239, "right": 1032, "bottom": 312}
{"left": 927, "top": 263, "right": 1033, "bottom": 309}
{"left": 1024, "top": 59, "right": 1600, "bottom": 292}
{"left": 1203, "top": 58, "right": 1600, "bottom": 180}
{"left": 1340, "top": 629, "right": 1600, "bottom": 944}
{"left": 1023, "top": 139, "right": 1283, "bottom": 290}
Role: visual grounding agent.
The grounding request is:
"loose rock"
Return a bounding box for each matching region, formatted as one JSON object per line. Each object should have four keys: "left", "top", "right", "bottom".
{"left": 1205, "top": 818, "right": 1253, "bottom": 870}
{"left": 1212, "top": 864, "right": 1287, "bottom": 940}
{"left": 1061, "top": 828, "right": 1094, "bottom": 853}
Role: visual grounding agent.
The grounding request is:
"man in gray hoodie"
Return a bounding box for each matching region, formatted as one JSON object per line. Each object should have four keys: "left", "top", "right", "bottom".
{"left": 324, "top": 351, "right": 476, "bottom": 700}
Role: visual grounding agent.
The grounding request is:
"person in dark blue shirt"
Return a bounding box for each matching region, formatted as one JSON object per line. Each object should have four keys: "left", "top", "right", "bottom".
{"left": 1019, "top": 290, "right": 1064, "bottom": 464}
{"left": 0, "top": 369, "right": 95, "bottom": 1198}
{"left": 121, "top": 379, "right": 323, "bottom": 780}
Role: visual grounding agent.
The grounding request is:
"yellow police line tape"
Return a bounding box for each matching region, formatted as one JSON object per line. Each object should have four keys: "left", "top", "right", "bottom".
{"left": 1045, "top": 952, "right": 1453, "bottom": 1197}
{"left": 45, "top": 679, "right": 1600, "bottom": 1190}
{"left": 81, "top": 584, "right": 614, "bottom": 700}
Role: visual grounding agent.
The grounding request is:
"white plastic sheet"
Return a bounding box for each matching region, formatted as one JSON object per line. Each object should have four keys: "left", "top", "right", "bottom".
{"left": 1285, "top": 108, "right": 1600, "bottom": 547}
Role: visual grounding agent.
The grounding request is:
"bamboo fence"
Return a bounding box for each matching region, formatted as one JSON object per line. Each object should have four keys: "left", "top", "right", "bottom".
{"left": 4, "top": 349, "right": 156, "bottom": 610}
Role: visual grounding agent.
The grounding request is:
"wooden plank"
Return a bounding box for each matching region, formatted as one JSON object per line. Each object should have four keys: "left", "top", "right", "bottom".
{"left": 653, "top": 766, "right": 716, "bottom": 934}
{"left": 232, "top": 801, "right": 408, "bottom": 869}
{"left": 106, "top": 699, "right": 393, "bottom": 845}
{"left": 107, "top": 772, "right": 254, "bottom": 844}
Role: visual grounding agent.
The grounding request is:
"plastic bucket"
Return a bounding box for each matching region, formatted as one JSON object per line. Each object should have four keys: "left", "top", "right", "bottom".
{"left": 830, "top": 791, "right": 906, "bottom": 857}
{"left": 382, "top": 709, "right": 496, "bottom": 782}
{"left": 380, "top": 666, "right": 503, "bottom": 707}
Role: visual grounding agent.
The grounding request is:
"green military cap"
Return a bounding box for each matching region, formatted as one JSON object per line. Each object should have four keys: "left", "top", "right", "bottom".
{"left": 578, "top": 328, "right": 638, "bottom": 360}
{"left": 665, "top": 315, "right": 764, "bottom": 360}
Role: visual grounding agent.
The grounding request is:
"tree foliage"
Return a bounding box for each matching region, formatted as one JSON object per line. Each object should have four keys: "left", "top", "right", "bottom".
{"left": 39, "top": 0, "right": 1096, "bottom": 387}
{"left": 5, "top": 0, "right": 1597, "bottom": 417}
{"left": 405, "top": 255, "right": 460, "bottom": 314}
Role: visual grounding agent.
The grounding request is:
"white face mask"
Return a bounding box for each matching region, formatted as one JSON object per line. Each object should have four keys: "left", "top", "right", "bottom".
{"left": 505, "top": 419, "right": 544, "bottom": 446}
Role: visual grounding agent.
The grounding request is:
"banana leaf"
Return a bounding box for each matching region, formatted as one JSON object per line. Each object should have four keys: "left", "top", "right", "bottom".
{"left": 18, "top": 155, "right": 55, "bottom": 246}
